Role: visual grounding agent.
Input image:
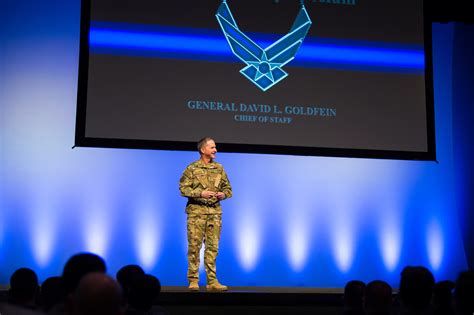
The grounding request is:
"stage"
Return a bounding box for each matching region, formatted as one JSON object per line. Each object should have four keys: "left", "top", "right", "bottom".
{"left": 158, "top": 287, "right": 345, "bottom": 314}
{"left": 0, "top": 287, "right": 347, "bottom": 314}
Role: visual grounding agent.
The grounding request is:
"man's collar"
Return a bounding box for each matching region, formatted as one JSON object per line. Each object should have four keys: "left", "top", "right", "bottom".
{"left": 197, "top": 159, "right": 216, "bottom": 168}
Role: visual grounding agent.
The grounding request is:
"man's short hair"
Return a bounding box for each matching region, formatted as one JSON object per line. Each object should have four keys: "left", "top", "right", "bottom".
{"left": 74, "top": 272, "right": 122, "bottom": 315}
{"left": 197, "top": 137, "right": 214, "bottom": 154}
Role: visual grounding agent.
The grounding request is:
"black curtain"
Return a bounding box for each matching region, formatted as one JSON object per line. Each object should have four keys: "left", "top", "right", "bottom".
{"left": 453, "top": 23, "right": 474, "bottom": 271}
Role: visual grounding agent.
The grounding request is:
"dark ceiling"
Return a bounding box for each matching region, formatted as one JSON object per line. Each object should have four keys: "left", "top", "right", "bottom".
{"left": 429, "top": 0, "right": 473, "bottom": 23}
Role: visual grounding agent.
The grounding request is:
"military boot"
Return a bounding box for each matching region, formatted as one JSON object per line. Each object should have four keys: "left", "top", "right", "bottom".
{"left": 188, "top": 281, "right": 199, "bottom": 291}
{"left": 206, "top": 281, "right": 228, "bottom": 292}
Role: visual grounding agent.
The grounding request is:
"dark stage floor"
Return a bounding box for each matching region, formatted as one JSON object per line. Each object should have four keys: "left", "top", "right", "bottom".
{"left": 1, "top": 286, "right": 347, "bottom": 314}
{"left": 158, "top": 286, "right": 346, "bottom": 314}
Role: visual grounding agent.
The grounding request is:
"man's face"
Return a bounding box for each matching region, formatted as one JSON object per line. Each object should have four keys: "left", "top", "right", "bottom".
{"left": 201, "top": 140, "right": 217, "bottom": 160}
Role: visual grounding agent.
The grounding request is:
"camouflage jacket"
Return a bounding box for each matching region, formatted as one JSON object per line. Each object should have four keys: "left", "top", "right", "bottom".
{"left": 179, "top": 159, "right": 232, "bottom": 214}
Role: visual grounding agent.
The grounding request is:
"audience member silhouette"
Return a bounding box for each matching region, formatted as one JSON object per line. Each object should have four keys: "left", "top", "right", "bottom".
{"left": 454, "top": 270, "right": 474, "bottom": 315}
{"left": 116, "top": 264, "right": 145, "bottom": 301}
{"left": 7, "top": 267, "right": 39, "bottom": 310}
{"left": 433, "top": 280, "right": 455, "bottom": 315}
{"left": 342, "top": 280, "right": 366, "bottom": 315}
{"left": 73, "top": 272, "right": 124, "bottom": 315}
{"left": 398, "top": 266, "right": 435, "bottom": 314}
{"left": 126, "top": 274, "right": 168, "bottom": 315}
{"left": 48, "top": 252, "right": 107, "bottom": 315}
{"left": 62, "top": 252, "right": 107, "bottom": 295}
{"left": 40, "top": 276, "right": 65, "bottom": 312}
{"left": 8, "top": 254, "right": 471, "bottom": 315}
{"left": 364, "top": 280, "right": 392, "bottom": 315}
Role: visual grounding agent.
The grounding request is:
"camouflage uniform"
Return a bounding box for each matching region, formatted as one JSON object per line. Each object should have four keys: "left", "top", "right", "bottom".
{"left": 179, "top": 159, "right": 232, "bottom": 284}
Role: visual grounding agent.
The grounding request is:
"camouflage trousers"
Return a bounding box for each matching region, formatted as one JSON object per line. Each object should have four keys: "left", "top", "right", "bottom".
{"left": 186, "top": 213, "right": 222, "bottom": 284}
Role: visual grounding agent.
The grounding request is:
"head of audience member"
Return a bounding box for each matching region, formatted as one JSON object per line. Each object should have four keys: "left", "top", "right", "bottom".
{"left": 73, "top": 272, "right": 124, "bottom": 315}
{"left": 40, "top": 276, "right": 66, "bottom": 312}
{"left": 343, "top": 280, "right": 366, "bottom": 313}
{"left": 399, "top": 266, "right": 435, "bottom": 312}
{"left": 364, "top": 280, "right": 392, "bottom": 315}
{"left": 127, "top": 274, "right": 161, "bottom": 312}
{"left": 62, "top": 252, "right": 106, "bottom": 295}
{"left": 433, "top": 280, "right": 455, "bottom": 313}
{"left": 116, "top": 264, "right": 145, "bottom": 300}
{"left": 8, "top": 267, "right": 39, "bottom": 308}
{"left": 454, "top": 270, "right": 474, "bottom": 315}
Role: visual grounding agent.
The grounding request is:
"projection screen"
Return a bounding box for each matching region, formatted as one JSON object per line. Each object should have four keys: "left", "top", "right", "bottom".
{"left": 75, "top": 0, "right": 435, "bottom": 160}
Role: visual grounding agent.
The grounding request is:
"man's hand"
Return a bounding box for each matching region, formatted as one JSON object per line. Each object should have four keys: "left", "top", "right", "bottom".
{"left": 216, "top": 192, "right": 226, "bottom": 200}
{"left": 201, "top": 191, "right": 216, "bottom": 199}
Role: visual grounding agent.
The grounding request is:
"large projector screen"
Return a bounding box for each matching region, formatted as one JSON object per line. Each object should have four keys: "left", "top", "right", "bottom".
{"left": 75, "top": 0, "right": 435, "bottom": 160}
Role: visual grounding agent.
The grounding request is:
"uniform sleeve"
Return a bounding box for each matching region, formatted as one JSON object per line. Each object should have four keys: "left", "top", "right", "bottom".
{"left": 220, "top": 168, "right": 232, "bottom": 199}
{"left": 179, "top": 167, "right": 203, "bottom": 198}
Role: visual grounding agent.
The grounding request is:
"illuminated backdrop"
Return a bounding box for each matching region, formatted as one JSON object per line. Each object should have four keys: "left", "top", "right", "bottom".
{"left": 0, "top": 0, "right": 468, "bottom": 287}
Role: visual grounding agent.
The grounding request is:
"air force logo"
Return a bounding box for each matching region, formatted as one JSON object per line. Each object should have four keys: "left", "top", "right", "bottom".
{"left": 216, "top": 0, "right": 312, "bottom": 91}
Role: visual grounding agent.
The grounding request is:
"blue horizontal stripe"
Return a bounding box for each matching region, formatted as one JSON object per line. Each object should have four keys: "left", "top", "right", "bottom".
{"left": 89, "top": 23, "right": 425, "bottom": 74}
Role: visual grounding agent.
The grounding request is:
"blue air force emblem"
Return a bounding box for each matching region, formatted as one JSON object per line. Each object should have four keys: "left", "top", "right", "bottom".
{"left": 216, "top": 0, "right": 312, "bottom": 91}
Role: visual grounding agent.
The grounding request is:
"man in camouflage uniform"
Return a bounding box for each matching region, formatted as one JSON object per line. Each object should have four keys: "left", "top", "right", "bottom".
{"left": 179, "top": 137, "right": 232, "bottom": 292}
